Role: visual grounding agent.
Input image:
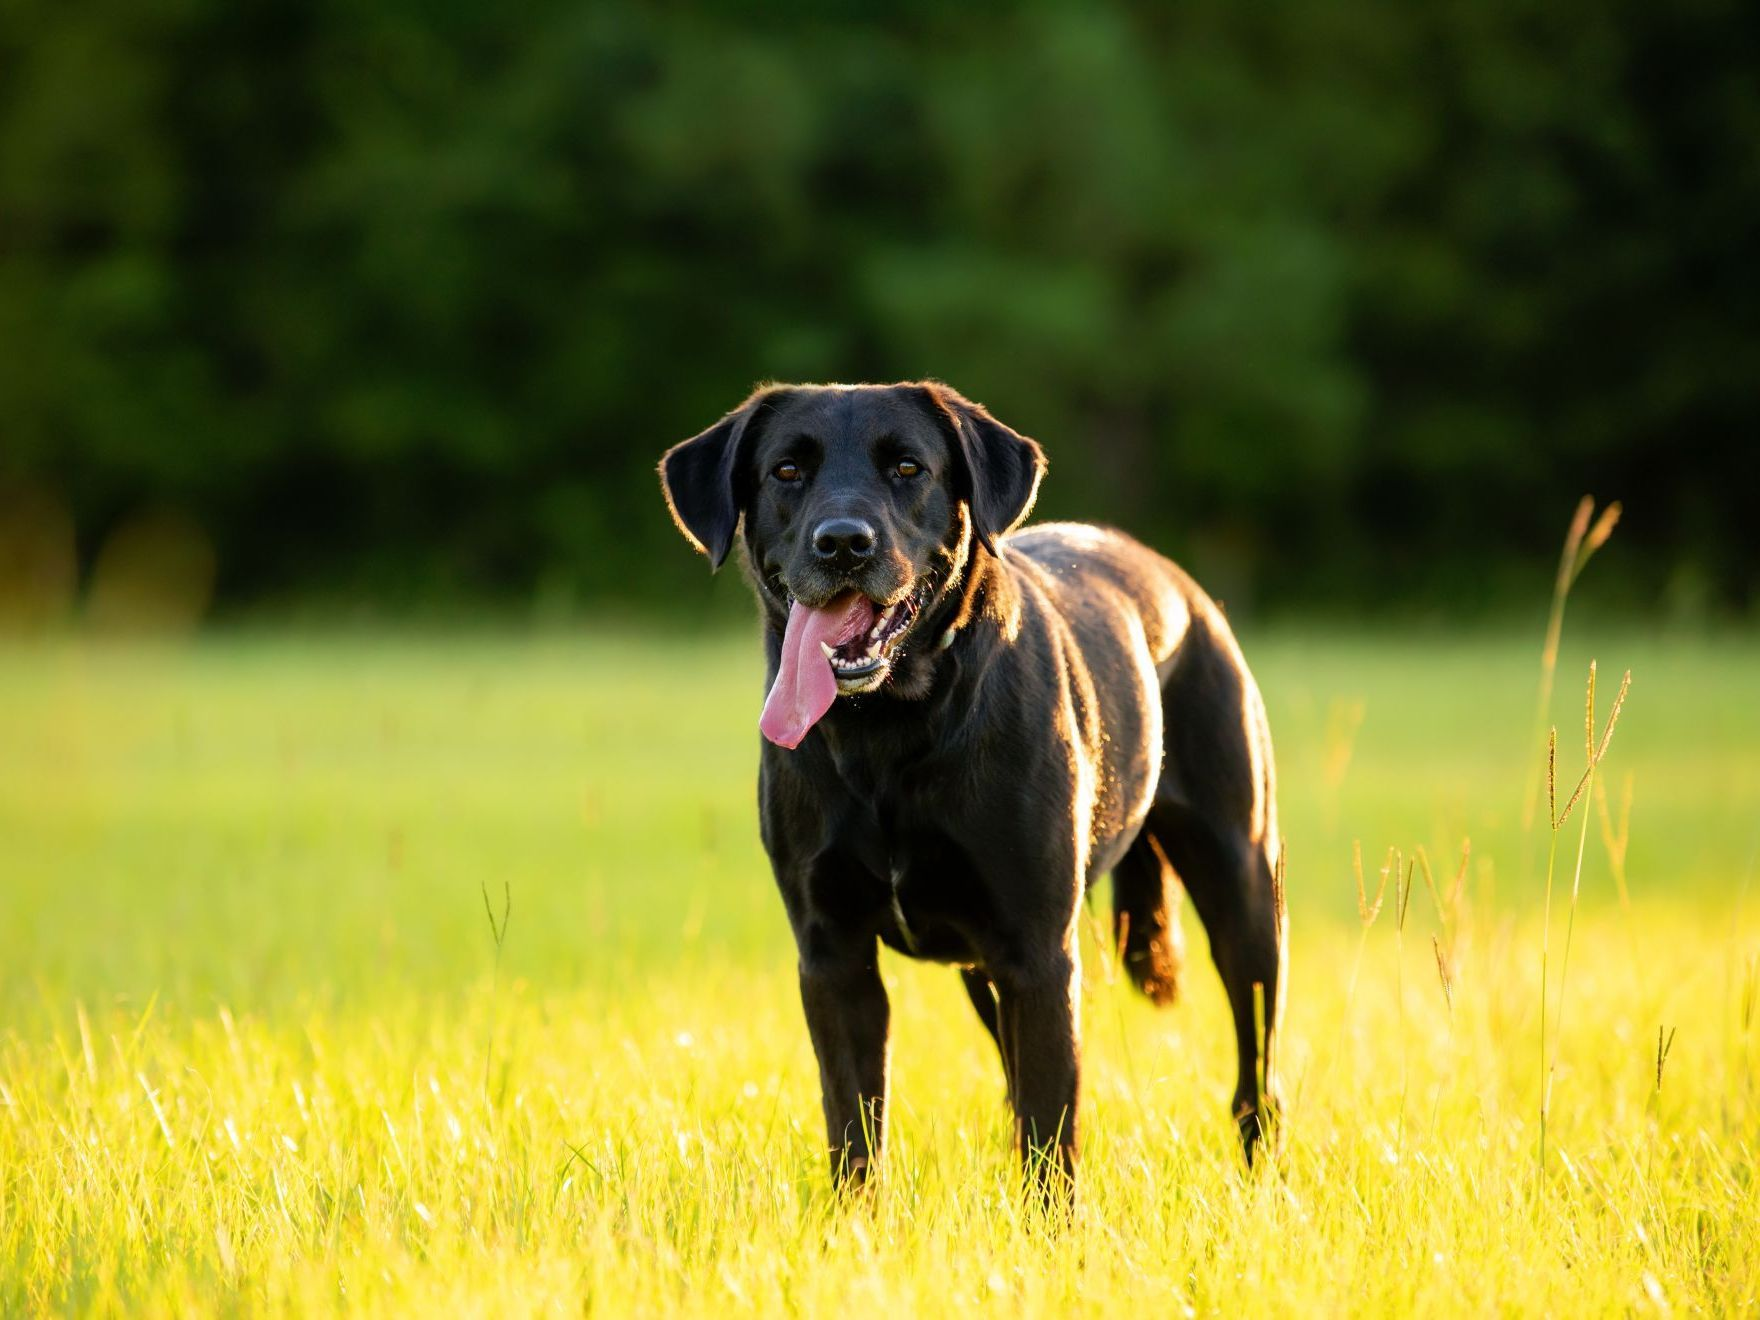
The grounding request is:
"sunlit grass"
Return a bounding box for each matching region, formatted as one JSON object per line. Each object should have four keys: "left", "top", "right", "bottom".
{"left": 1, "top": 628, "right": 1757, "bottom": 1314}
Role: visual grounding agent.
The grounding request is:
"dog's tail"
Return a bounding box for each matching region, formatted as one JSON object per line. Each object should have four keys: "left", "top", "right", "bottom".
{"left": 1112, "top": 832, "right": 1183, "bottom": 1007}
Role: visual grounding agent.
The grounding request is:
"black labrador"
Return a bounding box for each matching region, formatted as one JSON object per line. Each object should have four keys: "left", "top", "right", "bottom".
{"left": 659, "top": 381, "right": 1286, "bottom": 1198}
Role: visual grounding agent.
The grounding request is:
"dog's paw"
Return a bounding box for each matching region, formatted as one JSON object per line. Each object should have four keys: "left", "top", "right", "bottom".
{"left": 1124, "top": 939, "right": 1182, "bottom": 1007}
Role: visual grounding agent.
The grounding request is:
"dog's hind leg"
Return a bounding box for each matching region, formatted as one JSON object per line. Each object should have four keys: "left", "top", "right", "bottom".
{"left": 1150, "top": 612, "right": 1286, "bottom": 1163}
{"left": 1154, "top": 616, "right": 1295, "bottom": 1161}
{"left": 1152, "top": 803, "right": 1285, "bottom": 1164}
{"left": 1111, "top": 832, "right": 1186, "bottom": 1006}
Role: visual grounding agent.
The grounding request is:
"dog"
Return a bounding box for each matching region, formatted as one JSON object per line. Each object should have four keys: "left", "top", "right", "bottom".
{"left": 659, "top": 381, "right": 1286, "bottom": 1199}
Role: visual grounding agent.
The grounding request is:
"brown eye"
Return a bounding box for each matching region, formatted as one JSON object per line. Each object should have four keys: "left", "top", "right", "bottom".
{"left": 773, "top": 460, "right": 801, "bottom": 482}
{"left": 895, "top": 458, "right": 922, "bottom": 478}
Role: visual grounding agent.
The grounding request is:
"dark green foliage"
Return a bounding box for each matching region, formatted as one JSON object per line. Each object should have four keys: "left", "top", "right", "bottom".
{"left": 1, "top": 1, "right": 1754, "bottom": 613}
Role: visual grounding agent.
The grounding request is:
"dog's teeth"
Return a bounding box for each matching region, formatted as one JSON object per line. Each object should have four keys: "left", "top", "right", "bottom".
{"left": 819, "top": 641, "right": 836, "bottom": 660}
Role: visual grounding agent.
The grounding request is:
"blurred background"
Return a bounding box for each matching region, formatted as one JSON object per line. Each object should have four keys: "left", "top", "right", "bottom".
{"left": 1, "top": 0, "right": 1755, "bottom": 628}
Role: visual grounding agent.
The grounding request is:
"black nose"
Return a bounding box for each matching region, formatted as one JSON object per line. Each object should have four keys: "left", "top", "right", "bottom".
{"left": 812, "top": 517, "right": 876, "bottom": 563}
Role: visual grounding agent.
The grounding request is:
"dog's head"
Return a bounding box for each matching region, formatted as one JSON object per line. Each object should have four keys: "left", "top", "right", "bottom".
{"left": 660, "top": 382, "right": 1045, "bottom": 740}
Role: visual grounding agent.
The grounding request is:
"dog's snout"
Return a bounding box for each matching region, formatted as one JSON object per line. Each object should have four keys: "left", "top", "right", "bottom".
{"left": 812, "top": 517, "right": 876, "bottom": 564}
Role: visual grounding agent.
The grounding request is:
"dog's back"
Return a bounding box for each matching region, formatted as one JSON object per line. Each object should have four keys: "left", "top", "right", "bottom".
{"left": 1004, "top": 521, "right": 1197, "bottom": 672}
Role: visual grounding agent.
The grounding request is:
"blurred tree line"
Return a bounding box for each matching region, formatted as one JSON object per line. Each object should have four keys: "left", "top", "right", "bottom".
{"left": 1, "top": 0, "right": 1754, "bottom": 619}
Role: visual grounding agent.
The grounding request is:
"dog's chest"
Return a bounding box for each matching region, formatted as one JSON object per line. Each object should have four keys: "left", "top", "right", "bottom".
{"left": 862, "top": 829, "right": 996, "bottom": 966}
{"left": 811, "top": 739, "right": 1022, "bottom": 967}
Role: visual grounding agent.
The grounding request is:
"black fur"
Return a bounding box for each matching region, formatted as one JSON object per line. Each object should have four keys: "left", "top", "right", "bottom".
{"left": 660, "top": 381, "right": 1287, "bottom": 1201}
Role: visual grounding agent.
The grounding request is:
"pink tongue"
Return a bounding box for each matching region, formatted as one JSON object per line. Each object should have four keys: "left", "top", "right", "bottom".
{"left": 760, "top": 594, "right": 875, "bottom": 749}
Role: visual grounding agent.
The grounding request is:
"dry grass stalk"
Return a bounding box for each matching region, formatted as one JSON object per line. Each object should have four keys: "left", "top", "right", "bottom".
{"left": 1353, "top": 839, "right": 1388, "bottom": 928}
{"left": 1552, "top": 666, "right": 1631, "bottom": 832}
{"left": 1522, "top": 496, "right": 1621, "bottom": 839}
{"left": 1540, "top": 660, "right": 1634, "bottom": 1179}
{"left": 1594, "top": 669, "right": 1631, "bottom": 764}
{"left": 1655, "top": 1026, "right": 1676, "bottom": 1093}
{"left": 1419, "top": 840, "right": 1473, "bottom": 1015}
{"left": 1548, "top": 728, "right": 1558, "bottom": 825}
{"left": 1390, "top": 850, "right": 1411, "bottom": 932}
{"left": 1582, "top": 502, "right": 1621, "bottom": 559}
{"left": 1432, "top": 934, "right": 1455, "bottom": 1014}
{"left": 1552, "top": 664, "right": 1599, "bottom": 828}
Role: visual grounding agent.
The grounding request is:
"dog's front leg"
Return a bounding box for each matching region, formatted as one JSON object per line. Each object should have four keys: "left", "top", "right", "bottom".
{"left": 798, "top": 934, "right": 890, "bottom": 1188}
{"left": 994, "top": 941, "right": 1081, "bottom": 1206}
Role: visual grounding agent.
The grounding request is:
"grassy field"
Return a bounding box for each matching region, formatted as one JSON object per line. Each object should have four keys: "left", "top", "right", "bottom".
{"left": 2, "top": 627, "right": 1757, "bottom": 1314}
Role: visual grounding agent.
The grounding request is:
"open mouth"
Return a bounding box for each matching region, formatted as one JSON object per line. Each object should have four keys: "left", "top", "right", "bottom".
{"left": 758, "top": 579, "right": 933, "bottom": 749}
{"left": 819, "top": 593, "right": 921, "bottom": 688}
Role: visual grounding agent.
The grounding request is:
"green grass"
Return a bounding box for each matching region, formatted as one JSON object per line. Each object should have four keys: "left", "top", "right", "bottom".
{"left": 2, "top": 628, "right": 1757, "bottom": 1314}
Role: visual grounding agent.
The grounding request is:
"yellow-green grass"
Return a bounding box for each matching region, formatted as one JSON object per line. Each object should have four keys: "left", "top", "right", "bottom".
{"left": 2, "top": 629, "right": 1757, "bottom": 1314}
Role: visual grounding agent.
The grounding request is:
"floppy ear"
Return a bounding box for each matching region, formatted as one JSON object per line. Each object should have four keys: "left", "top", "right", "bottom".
{"left": 926, "top": 384, "right": 1047, "bottom": 554}
{"left": 658, "top": 388, "right": 778, "bottom": 570}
